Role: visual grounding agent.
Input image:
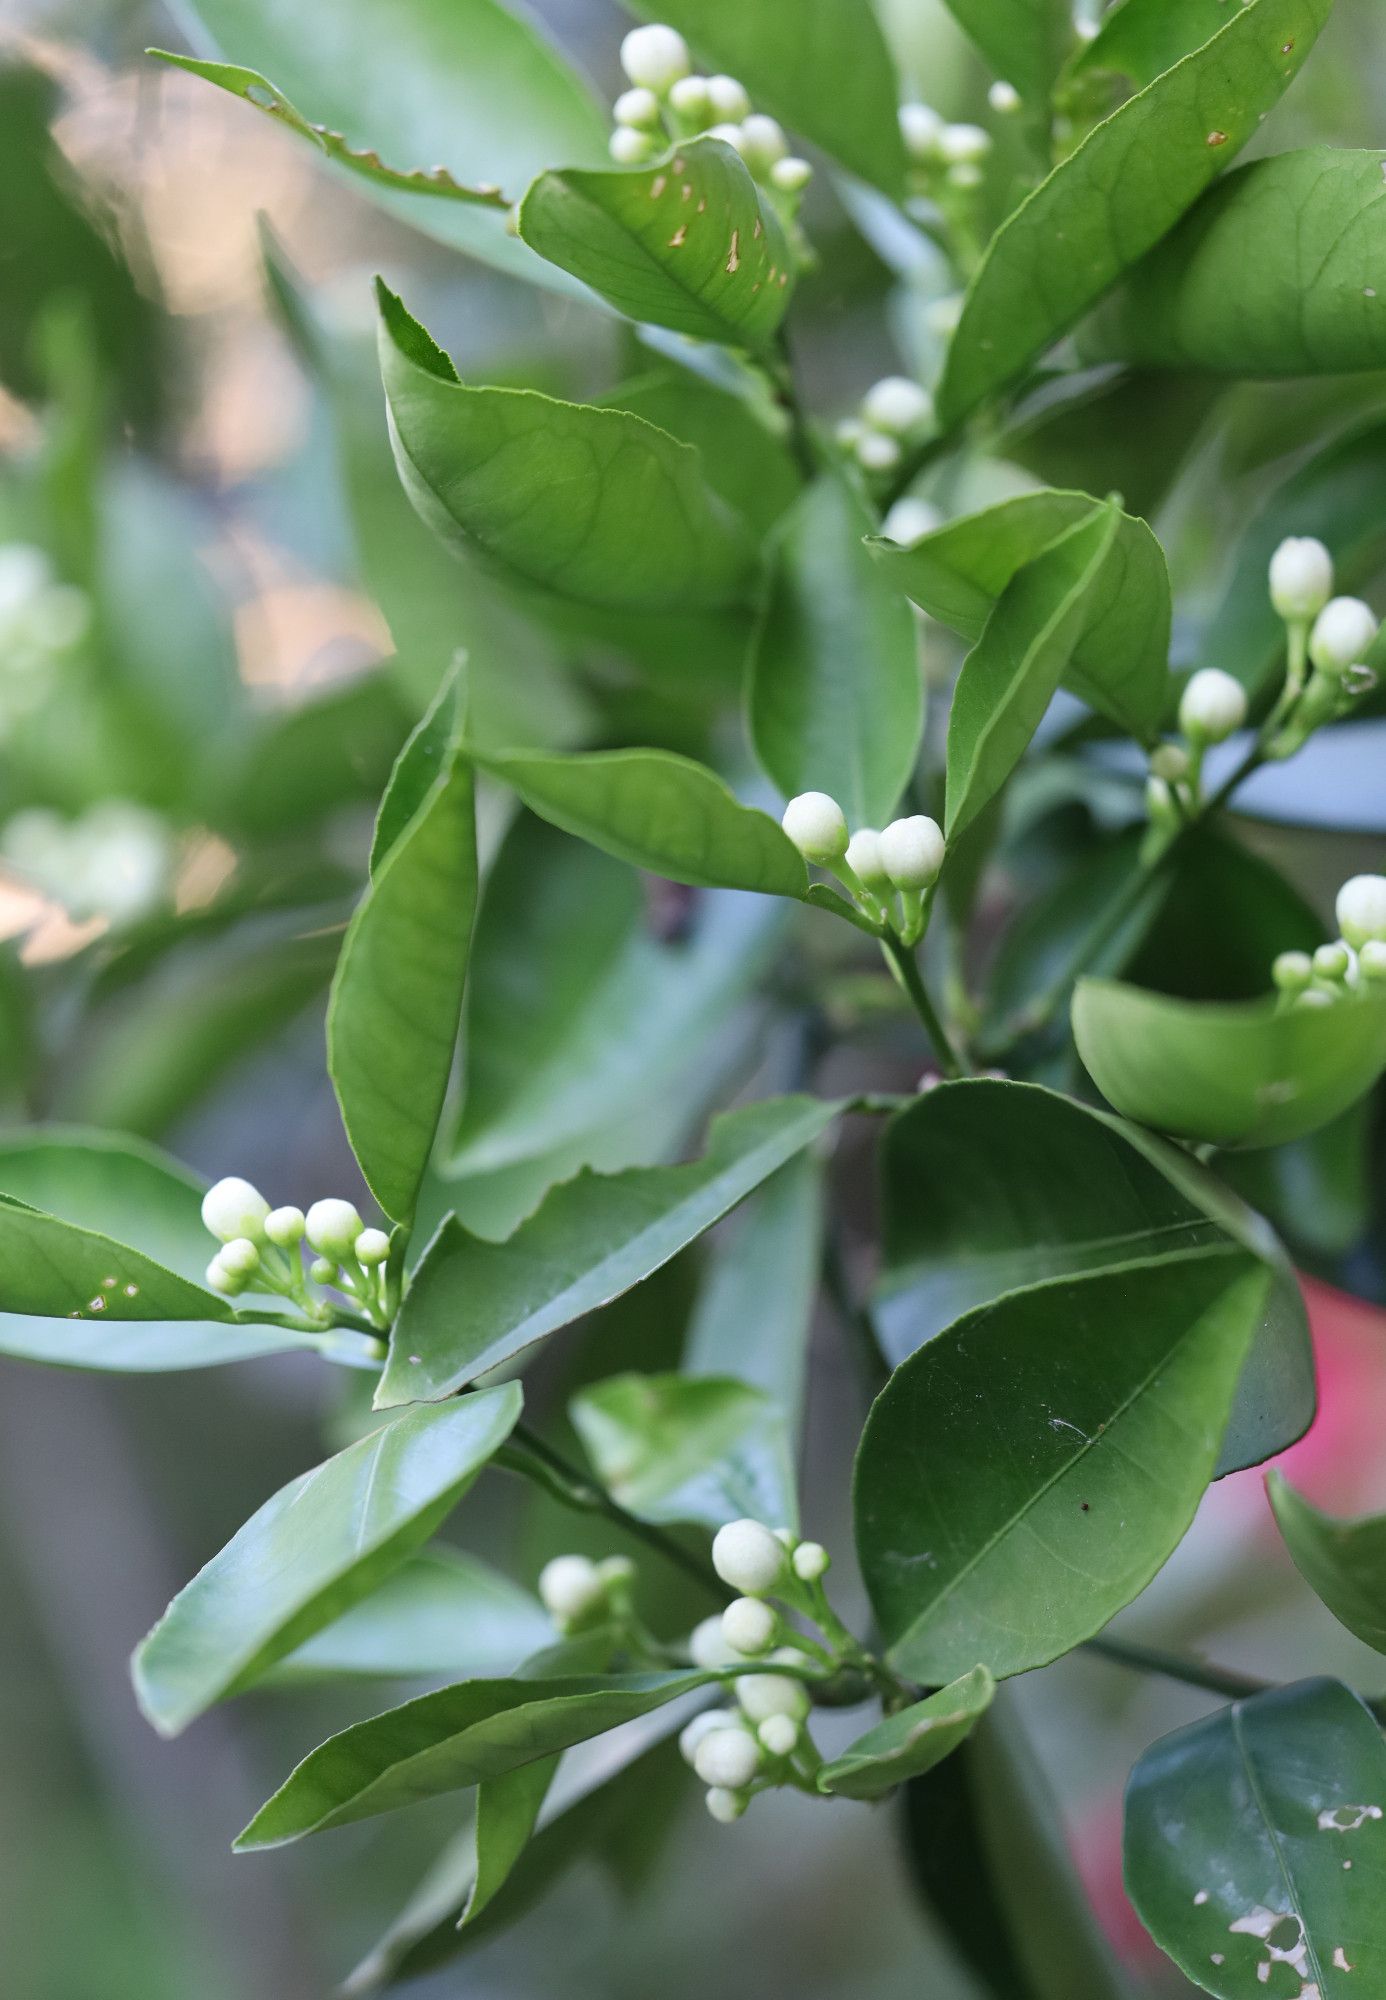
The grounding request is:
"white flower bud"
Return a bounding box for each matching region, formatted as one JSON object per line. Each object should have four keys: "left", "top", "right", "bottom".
{"left": 1314, "top": 940, "right": 1353, "bottom": 983}
{"left": 668, "top": 74, "right": 710, "bottom": 120}
{"left": 757, "top": 1713, "right": 800, "bottom": 1757}
{"left": 938, "top": 122, "right": 992, "bottom": 165}
{"left": 772, "top": 1527, "right": 797, "bottom": 1548}
{"left": 1178, "top": 667, "right": 1247, "bottom": 743}
{"left": 927, "top": 294, "right": 964, "bottom": 338}
{"left": 834, "top": 416, "right": 864, "bottom": 449}
{"left": 879, "top": 815, "right": 946, "bottom": 890}
{"left": 610, "top": 124, "right": 656, "bottom": 164}
{"left": 856, "top": 430, "right": 902, "bottom": 472}
{"left": 947, "top": 161, "right": 984, "bottom": 191}
{"left": 781, "top": 792, "right": 849, "bottom": 865}
{"left": 898, "top": 101, "right": 943, "bottom": 160}
{"left": 738, "top": 113, "right": 788, "bottom": 168}
{"left": 355, "top": 1228, "right": 391, "bottom": 1266}
{"left": 305, "top": 1198, "right": 365, "bottom": 1260}
{"left": 205, "top": 1254, "right": 243, "bottom": 1295}
{"left": 537, "top": 1554, "right": 604, "bottom": 1626}
{"left": 1336, "top": 874, "right": 1386, "bottom": 950}
{"left": 711, "top": 1518, "right": 787, "bottom": 1595}
{"left": 201, "top": 1176, "right": 270, "bottom": 1245}
{"left": 688, "top": 1612, "right": 737, "bottom": 1668}
{"left": 792, "top": 1540, "right": 830, "bottom": 1582}
{"left": 693, "top": 1726, "right": 761, "bottom": 1790}
{"left": 1359, "top": 939, "right": 1386, "bottom": 982}
{"left": 861, "top": 376, "right": 933, "bottom": 437}
{"left": 770, "top": 156, "right": 812, "bottom": 194}
{"left": 1149, "top": 743, "right": 1190, "bottom": 783}
{"left": 309, "top": 1256, "right": 337, "bottom": 1286}
{"left": 1269, "top": 536, "right": 1333, "bottom": 621}
{"left": 264, "top": 1205, "right": 305, "bottom": 1247}
{"left": 1296, "top": 987, "right": 1337, "bottom": 1010}
{"left": 705, "top": 1785, "right": 746, "bottom": 1823}
{"left": 707, "top": 121, "right": 747, "bottom": 151}
{"left": 219, "top": 1237, "right": 261, "bottom": 1278}
{"left": 597, "top": 1554, "right": 635, "bottom": 1589}
{"left": 1272, "top": 950, "right": 1314, "bottom": 994}
{"left": 988, "top": 80, "right": 1022, "bottom": 114}
{"left": 736, "top": 1671, "right": 810, "bottom": 1723}
{"left": 680, "top": 1708, "right": 742, "bottom": 1766}
{"left": 705, "top": 74, "right": 750, "bottom": 120}
{"left": 722, "top": 1596, "right": 777, "bottom": 1655}
{"left": 881, "top": 495, "right": 941, "bottom": 545}
{"left": 845, "top": 828, "right": 891, "bottom": 890}
{"left": 1310, "top": 597, "right": 1379, "bottom": 674}
{"left": 614, "top": 86, "right": 661, "bottom": 129}
{"left": 619, "top": 23, "right": 691, "bottom": 91}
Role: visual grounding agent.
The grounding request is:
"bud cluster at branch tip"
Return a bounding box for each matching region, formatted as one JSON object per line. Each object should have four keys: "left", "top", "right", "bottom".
{"left": 781, "top": 792, "right": 944, "bottom": 943}
{"left": 1271, "top": 873, "right": 1386, "bottom": 1010}
{"left": 199, "top": 1176, "right": 394, "bottom": 1333}
{"left": 1263, "top": 537, "right": 1378, "bottom": 757}
{"left": 837, "top": 375, "right": 935, "bottom": 476}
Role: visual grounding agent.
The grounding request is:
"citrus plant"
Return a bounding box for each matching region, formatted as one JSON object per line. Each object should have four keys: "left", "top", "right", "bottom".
{"left": 4, "top": 1, "right": 1386, "bottom": 1993}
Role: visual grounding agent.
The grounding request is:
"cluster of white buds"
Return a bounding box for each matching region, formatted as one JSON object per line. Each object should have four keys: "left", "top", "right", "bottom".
{"left": 898, "top": 98, "right": 995, "bottom": 193}
{"left": 536, "top": 1552, "right": 636, "bottom": 1632}
{"left": 1144, "top": 670, "right": 1248, "bottom": 828}
{"left": 610, "top": 27, "right": 812, "bottom": 203}
{"left": 1272, "top": 874, "right": 1386, "bottom": 1009}
{"left": 200, "top": 1178, "right": 394, "bottom": 1329}
{"left": 0, "top": 799, "right": 173, "bottom": 929}
{"left": 1266, "top": 537, "right": 1379, "bottom": 754}
{"left": 781, "top": 792, "right": 945, "bottom": 942}
{"left": 836, "top": 374, "right": 935, "bottom": 475}
{"left": 0, "top": 543, "right": 89, "bottom": 735}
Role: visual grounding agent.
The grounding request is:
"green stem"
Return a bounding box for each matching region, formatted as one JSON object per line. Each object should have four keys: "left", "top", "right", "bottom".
{"left": 880, "top": 932, "right": 966, "bottom": 1077}
{"left": 1084, "top": 1635, "right": 1276, "bottom": 1705}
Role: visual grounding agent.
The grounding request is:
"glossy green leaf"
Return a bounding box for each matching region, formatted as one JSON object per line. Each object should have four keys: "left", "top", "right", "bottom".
{"left": 624, "top": 0, "right": 906, "bottom": 193}
{"left": 519, "top": 138, "right": 793, "bottom": 347}
{"left": 1073, "top": 979, "right": 1386, "bottom": 1149}
{"left": 236, "top": 1668, "right": 710, "bottom": 1848}
{"left": 872, "top": 490, "right": 1171, "bottom": 741}
{"left": 936, "top": 0, "right": 1334, "bottom": 423}
{"left": 855, "top": 1252, "right": 1269, "bottom": 1683}
{"left": 328, "top": 667, "right": 477, "bottom": 1223}
{"left": 1124, "top": 1678, "right": 1386, "bottom": 1997}
{"left": 818, "top": 1666, "right": 994, "bottom": 1799}
{"left": 604, "top": 372, "right": 800, "bottom": 540}
{"left": 946, "top": 506, "right": 1119, "bottom": 840}
{"left": 749, "top": 474, "right": 922, "bottom": 826}
{"left": 941, "top": 0, "right": 1073, "bottom": 104}
{"left": 377, "top": 1095, "right": 842, "bottom": 1406}
{"left": 1267, "top": 1472, "right": 1386, "bottom": 1655}
{"left": 132, "top": 1386, "right": 522, "bottom": 1736}
{"left": 468, "top": 745, "right": 808, "bottom": 897}
{"left": 872, "top": 1079, "right": 1313, "bottom": 1476}
{"left": 170, "top": 0, "right": 606, "bottom": 285}
{"left": 1088, "top": 150, "right": 1386, "bottom": 376}
{"left": 377, "top": 284, "right": 752, "bottom": 611}
{"left": 1067, "top": 0, "right": 1241, "bottom": 90}
{"left": 570, "top": 1373, "right": 796, "bottom": 1532}
{"left": 0, "top": 1190, "right": 231, "bottom": 1327}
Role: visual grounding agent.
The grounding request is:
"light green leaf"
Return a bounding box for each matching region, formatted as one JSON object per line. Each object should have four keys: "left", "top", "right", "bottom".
{"left": 1066, "top": 0, "right": 1256, "bottom": 91}
{"left": 168, "top": 0, "right": 606, "bottom": 286}
{"left": 1267, "top": 1472, "right": 1386, "bottom": 1655}
{"left": 855, "top": 1252, "right": 1268, "bottom": 1683}
{"left": 132, "top": 1385, "right": 522, "bottom": 1736}
{"left": 377, "top": 1095, "right": 841, "bottom": 1405}
{"left": 818, "top": 1666, "right": 994, "bottom": 1799}
{"left": 377, "top": 284, "right": 753, "bottom": 610}
{"left": 941, "top": 0, "right": 1073, "bottom": 105}
{"left": 624, "top": 0, "right": 906, "bottom": 193}
{"left": 0, "top": 1194, "right": 232, "bottom": 1326}
{"left": 328, "top": 665, "right": 476, "bottom": 1224}
{"left": 1073, "top": 979, "right": 1386, "bottom": 1149}
{"left": 519, "top": 138, "right": 794, "bottom": 347}
{"left": 236, "top": 1668, "right": 710, "bottom": 1848}
{"left": 604, "top": 371, "right": 801, "bottom": 539}
{"left": 1124, "top": 1678, "right": 1386, "bottom": 1998}
{"left": 571, "top": 1373, "right": 797, "bottom": 1532}
{"left": 749, "top": 474, "right": 922, "bottom": 826}
{"left": 468, "top": 745, "right": 808, "bottom": 897}
{"left": 1086, "top": 150, "right": 1386, "bottom": 377}
{"left": 937, "top": 0, "right": 1334, "bottom": 423}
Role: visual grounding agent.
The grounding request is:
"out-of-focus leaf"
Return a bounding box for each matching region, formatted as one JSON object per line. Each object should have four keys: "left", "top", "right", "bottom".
{"left": 224, "top": 675, "right": 411, "bottom": 840}
{"left": 819, "top": 1666, "right": 994, "bottom": 1799}
{"left": 570, "top": 1373, "right": 797, "bottom": 1531}
{"left": 941, "top": 0, "right": 1072, "bottom": 105}
{"left": 1268, "top": 1472, "right": 1386, "bottom": 1655}
{"left": 1066, "top": 0, "right": 1246, "bottom": 90}
{"left": 604, "top": 373, "right": 800, "bottom": 539}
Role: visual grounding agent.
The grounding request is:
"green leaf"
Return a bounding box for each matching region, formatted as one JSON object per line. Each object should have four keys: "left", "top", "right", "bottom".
{"left": 328, "top": 666, "right": 477, "bottom": 1223}
{"left": 818, "top": 1666, "right": 994, "bottom": 1799}
{"left": 872, "top": 1079, "right": 1314, "bottom": 1477}
{"left": 936, "top": 0, "right": 1334, "bottom": 424}
{"left": 235, "top": 1668, "right": 710, "bottom": 1848}
{"left": 468, "top": 745, "right": 808, "bottom": 896}
{"left": 1066, "top": 0, "right": 1240, "bottom": 90}
{"left": 376, "top": 1095, "right": 841, "bottom": 1406}
{"left": 519, "top": 138, "right": 794, "bottom": 347}
{"left": 604, "top": 372, "right": 800, "bottom": 540}
{"left": 623, "top": 0, "right": 906, "bottom": 193}
{"left": 0, "top": 1193, "right": 232, "bottom": 1326}
{"left": 1087, "top": 150, "right": 1386, "bottom": 377}
{"left": 749, "top": 474, "right": 922, "bottom": 827}
{"left": 570, "top": 1373, "right": 797, "bottom": 1532}
{"left": 377, "top": 284, "right": 753, "bottom": 611}
{"left": 132, "top": 1385, "right": 522, "bottom": 1736}
{"left": 1124, "top": 1678, "right": 1386, "bottom": 1997}
{"left": 167, "top": 0, "right": 606, "bottom": 287}
{"left": 266, "top": 1550, "right": 553, "bottom": 1684}
{"left": 941, "top": 0, "right": 1073, "bottom": 105}
{"left": 855, "top": 1252, "right": 1268, "bottom": 1683}
{"left": 872, "top": 490, "right": 1171, "bottom": 742}
{"left": 946, "top": 506, "right": 1120, "bottom": 840}
{"left": 1073, "top": 979, "right": 1386, "bottom": 1149}
{"left": 1267, "top": 1472, "right": 1386, "bottom": 1655}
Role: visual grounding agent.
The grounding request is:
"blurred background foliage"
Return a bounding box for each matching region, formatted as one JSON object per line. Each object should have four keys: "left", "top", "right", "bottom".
{"left": 2, "top": 1, "right": 1386, "bottom": 1995}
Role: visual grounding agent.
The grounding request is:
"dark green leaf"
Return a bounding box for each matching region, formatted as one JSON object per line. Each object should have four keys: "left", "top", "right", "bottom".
{"left": 1124, "top": 1678, "right": 1386, "bottom": 1997}
{"left": 570, "top": 1373, "right": 796, "bottom": 1531}
{"left": 855, "top": 1252, "right": 1268, "bottom": 1683}
{"left": 942, "top": 0, "right": 1073, "bottom": 104}
{"left": 604, "top": 372, "right": 800, "bottom": 539}
{"left": 819, "top": 1666, "right": 994, "bottom": 1799}
{"left": 1267, "top": 1472, "right": 1386, "bottom": 1655}
{"left": 0, "top": 1194, "right": 231, "bottom": 1326}
{"left": 749, "top": 474, "right": 922, "bottom": 826}
{"left": 377, "top": 1095, "right": 842, "bottom": 1406}
{"left": 937, "top": 0, "right": 1334, "bottom": 423}
{"left": 132, "top": 1385, "right": 522, "bottom": 1735}
{"left": 1066, "top": 0, "right": 1244, "bottom": 90}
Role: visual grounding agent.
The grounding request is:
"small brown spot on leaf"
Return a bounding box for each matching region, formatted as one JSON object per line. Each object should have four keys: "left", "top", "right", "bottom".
{"left": 672, "top": 156, "right": 685, "bottom": 173}
{"left": 726, "top": 228, "right": 741, "bottom": 273}
{"left": 697, "top": 197, "right": 707, "bottom": 213}
{"left": 1207, "top": 129, "right": 1228, "bottom": 146}
{"left": 682, "top": 183, "right": 693, "bottom": 200}
{"left": 753, "top": 217, "right": 762, "bottom": 239}
{"left": 1281, "top": 38, "right": 1295, "bottom": 52}
{"left": 669, "top": 224, "right": 687, "bottom": 247}
{"left": 650, "top": 174, "right": 667, "bottom": 199}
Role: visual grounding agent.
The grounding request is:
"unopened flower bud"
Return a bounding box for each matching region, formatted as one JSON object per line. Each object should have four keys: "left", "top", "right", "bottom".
{"left": 693, "top": 1726, "right": 761, "bottom": 1789}
{"left": 1359, "top": 939, "right": 1386, "bottom": 982}
{"left": 355, "top": 1228, "right": 391, "bottom": 1266}
{"left": 736, "top": 1671, "right": 810, "bottom": 1723}
{"left": 781, "top": 792, "right": 849, "bottom": 865}
{"left": 537, "top": 1554, "right": 605, "bottom": 1626}
{"left": 264, "top": 1205, "right": 305, "bottom": 1248}
{"left": 707, "top": 121, "right": 746, "bottom": 152}
{"left": 1178, "top": 667, "right": 1247, "bottom": 744}
{"left": 1313, "top": 941, "right": 1353, "bottom": 984}
{"left": 1272, "top": 950, "right": 1314, "bottom": 994}
{"left": 705, "top": 1785, "right": 746, "bottom": 1823}
{"left": 688, "top": 1613, "right": 737, "bottom": 1668}
{"left": 758, "top": 1713, "right": 800, "bottom": 1757}
{"left": 201, "top": 1176, "right": 270, "bottom": 1245}
{"left": 1310, "top": 597, "right": 1379, "bottom": 675}
{"left": 711, "top": 1518, "right": 787, "bottom": 1595}
{"left": 667, "top": 73, "right": 710, "bottom": 121}
{"left": 770, "top": 156, "right": 812, "bottom": 194}
{"left": 856, "top": 430, "right": 902, "bottom": 472}
{"left": 861, "top": 376, "right": 933, "bottom": 437}
{"left": 680, "top": 1708, "right": 741, "bottom": 1766}
{"left": 205, "top": 1254, "right": 243, "bottom": 1296}
{"left": 722, "top": 1596, "right": 777, "bottom": 1656}
{"left": 1297, "top": 987, "right": 1336, "bottom": 1010}
{"left": 614, "top": 86, "right": 661, "bottom": 129}
{"left": 597, "top": 1554, "right": 635, "bottom": 1589}
{"left": 309, "top": 1256, "right": 337, "bottom": 1286}
{"left": 844, "top": 828, "right": 891, "bottom": 891}
{"left": 610, "top": 124, "right": 656, "bottom": 164}
{"left": 881, "top": 495, "right": 941, "bottom": 545}
{"left": 219, "top": 1237, "right": 261, "bottom": 1279}
{"left": 938, "top": 122, "right": 992, "bottom": 165}
{"left": 1336, "top": 874, "right": 1386, "bottom": 950}
{"left": 792, "top": 1540, "right": 830, "bottom": 1582}
{"left": 898, "top": 101, "right": 943, "bottom": 160}
{"left": 619, "top": 23, "right": 691, "bottom": 91}
{"left": 947, "top": 161, "right": 984, "bottom": 190}
{"left": 305, "top": 1198, "right": 365, "bottom": 1260}
{"left": 1149, "top": 743, "right": 1190, "bottom": 783}
{"left": 705, "top": 74, "right": 750, "bottom": 120}
{"left": 988, "top": 80, "right": 1022, "bottom": 114}
{"left": 1269, "top": 536, "right": 1333, "bottom": 622}
{"left": 879, "top": 815, "right": 945, "bottom": 890}
{"left": 738, "top": 113, "right": 788, "bottom": 168}
{"left": 1145, "top": 775, "right": 1178, "bottom": 830}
